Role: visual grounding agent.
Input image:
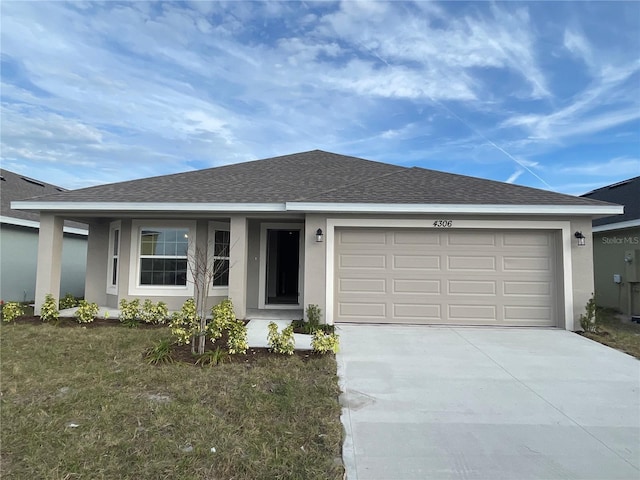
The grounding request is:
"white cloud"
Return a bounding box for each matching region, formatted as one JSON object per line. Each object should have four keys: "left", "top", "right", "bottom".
{"left": 556, "top": 157, "right": 640, "bottom": 177}
{"left": 564, "top": 29, "right": 594, "bottom": 68}
{"left": 505, "top": 169, "right": 524, "bottom": 184}
{"left": 0, "top": 1, "right": 637, "bottom": 192}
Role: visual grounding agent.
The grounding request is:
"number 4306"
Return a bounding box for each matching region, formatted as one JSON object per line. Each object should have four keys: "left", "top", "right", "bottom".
{"left": 433, "top": 220, "right": 453, "bottom": 227}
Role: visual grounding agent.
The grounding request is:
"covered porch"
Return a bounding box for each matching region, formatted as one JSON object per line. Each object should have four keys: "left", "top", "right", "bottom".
{"left": 32, "top": 212, "right": 327, "bottom": 323}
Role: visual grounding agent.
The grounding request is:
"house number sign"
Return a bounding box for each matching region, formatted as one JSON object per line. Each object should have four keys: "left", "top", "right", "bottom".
{"left": 432, "top": 220, "right": 453, "bottom": 227}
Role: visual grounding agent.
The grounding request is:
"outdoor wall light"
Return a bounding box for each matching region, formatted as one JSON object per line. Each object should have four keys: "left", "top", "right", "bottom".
{"left": 315, "top": 228, "right": 324, "bottom": 243}
{"left": 574, "top": 231, "right": 586, "bottom": 247}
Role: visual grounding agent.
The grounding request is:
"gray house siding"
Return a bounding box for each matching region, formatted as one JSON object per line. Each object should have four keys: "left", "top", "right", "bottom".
{"left": 0, "top": 224, "right": 87, "bottom": 302}
{"left": 592, "top": 227, "right": 640, "bottom": 315}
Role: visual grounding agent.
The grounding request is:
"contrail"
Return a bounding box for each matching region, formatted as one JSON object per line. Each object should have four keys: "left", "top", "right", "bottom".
{"left": 428, "top": 97, "right": 553, "bottom": 189}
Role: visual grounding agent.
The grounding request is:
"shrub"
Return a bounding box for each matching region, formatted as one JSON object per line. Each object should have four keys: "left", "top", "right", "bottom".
{"left": 119, "top": 298, "right": 141, "bottom": 327}
{"left": 1, "top": 302, "right": 24, "bottom": 322}
{"left": 207, "top": 299, "right": 248, "bottom": 354}
{"left": 208, "top": 299, "right": 235, "bottom": 341}
{"left": 580, "top": 293, "right": 601, "bottom": 333}
{"left": 145, "top": 338, "right": 175, "bottom": 365}
{"left": 306, "top": 304, "right": 322, "bottom": 328}
{"left": 292, "top": 319, "right": 335, "bottom": 334}
{"left": 40, "top": 294, "right": 59, "bottom": 322}
{"left": 140, "top": 299, "right": 168, "bottom": 324}
{"left": 311, "top": 330, "right": 340, "bottom": 354}
{"left": 75, "top": 300, "right": 99, "bottom": 323}
{"left": 267, "top": 322, "right": 295, "bottom": 355}
{"left": 195, "top": 347, "right": 229, "bottom": 366}
{"left": 170, "top": 298, "right": 199, "bottom": 345}
{"left": 59, "top": 293, "right": 78, "bottom": 310}
{"left": 226, "top": 319, "right": 248, "bottom": 354}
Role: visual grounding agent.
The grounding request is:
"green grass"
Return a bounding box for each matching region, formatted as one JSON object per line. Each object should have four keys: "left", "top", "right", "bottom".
{"left": 1, "top": 323, "right": 344, "bottom": 479}
{"left": 581, "top": 310, "right": 640, "bottom": 359}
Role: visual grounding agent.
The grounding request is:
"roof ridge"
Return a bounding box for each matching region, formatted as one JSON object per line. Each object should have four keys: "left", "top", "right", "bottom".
{"left": 294, "top": 165, "right": 409, "bottom": 202}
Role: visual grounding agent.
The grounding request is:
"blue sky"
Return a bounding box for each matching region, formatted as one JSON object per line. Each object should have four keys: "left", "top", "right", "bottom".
{"left": 1, "top": 1, "right": 639, "bottom": 195}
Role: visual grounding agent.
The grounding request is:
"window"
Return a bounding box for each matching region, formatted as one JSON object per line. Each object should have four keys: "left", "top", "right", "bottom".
{"left": 139, "top": 228, "right": 189, "bottom": 286}
{"left": 128, "top": 220, "right": 195, "bottom": 297}
{"left": 213, "top": 230, "right": 230, "bottom": 287}
{"left": 112, "top": 229, "right": 120, "bottom": 285}
{"left": 208, "top": 222, "right": 231, "bottom": 292}
{"left": 107, "top": 222, "right": 121, "bottom": 294}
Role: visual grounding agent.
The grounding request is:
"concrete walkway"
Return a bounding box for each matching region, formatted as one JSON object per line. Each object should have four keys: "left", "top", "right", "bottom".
{"left": 59, "top": 307, "right": 311, "bottom": 349}
{"left": 337, "top": 325, "right": 640, "bottom": 480}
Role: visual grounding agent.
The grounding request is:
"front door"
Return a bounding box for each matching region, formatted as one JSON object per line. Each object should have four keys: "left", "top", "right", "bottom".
{"left": 266, "top": 229, "right": 300, "bottom": 304}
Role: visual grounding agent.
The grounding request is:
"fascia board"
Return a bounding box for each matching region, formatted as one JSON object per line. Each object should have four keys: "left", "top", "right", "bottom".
{"left": 592, "top": 219, "right": 640, "bottom": 233}
{"left": 0, "top": 215, "right": 88, "bottom": 235}
{"left": 11, "top": 201, "right": 287, "bottom": 212}
{"left": 286, "top": 202, "right": 624, "bottom": 215}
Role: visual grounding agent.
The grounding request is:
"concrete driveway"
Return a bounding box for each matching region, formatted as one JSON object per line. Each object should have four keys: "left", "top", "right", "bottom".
{"left": 337, "top": 325, "right": 640, "bottom": 480}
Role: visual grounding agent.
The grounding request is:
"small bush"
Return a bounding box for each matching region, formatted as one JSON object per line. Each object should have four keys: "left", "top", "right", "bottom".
{"left": 194, "top": 347, "right": 229, "bottom": 366}
{"left": 306, "top": 304, "right": 322, "bottom": 328}
{"left": 207, "top": 299, "right": 247, "bottom": 354}
{"left": 119, "top": 298, "right": 141, "bottom": 327}
{"left": 292, "top": 319, "right": 335, "bottom": 334}
{"left": 580, "top": 293, "right": 601, "bottom": 333}
{"left": 208, "top": 299, "right": 235, "bottom": 341}
{"left": 40, "top": 294, "right": 59, "bottom": 322}
{"left": 140, "top": 299, "right": 168, "bottom": 324}
{"left": 226, "top": 319, "right": 248, "bottom": 354}
{"left": 1, "top": 302, "right": 25, "bottom": 322}
{"left": 145, "top": 338, "right": 175, "bottom": 365}
{"left": 59, "top": 293, "right": 78, "bottom": 310}
{"left": 75, "top": 300, "right": 99, "bottom": 323}
{"left": 311, "top": 330, "right": 340, "bottom": 354}
{"left": 267, "top": 322, "right": 295, "bottom": 355}
{"left": 170, "top": 298, "right": 199, "bottom": 345}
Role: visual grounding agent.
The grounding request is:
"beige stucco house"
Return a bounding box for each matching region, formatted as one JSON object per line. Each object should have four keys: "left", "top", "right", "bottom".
{"left": 13, "top": 151, "right": 621, "bottom": 329}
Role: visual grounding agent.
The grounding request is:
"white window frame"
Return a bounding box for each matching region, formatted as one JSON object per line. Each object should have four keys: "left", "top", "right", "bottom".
{"left": 128, "top": 220, "right": 196, "bottom": 297}
{"left": 106, "top": 221, "right": 121, "bottom": 295}
{"left": 208, "top": 221, "right": 230, "bottom": 296}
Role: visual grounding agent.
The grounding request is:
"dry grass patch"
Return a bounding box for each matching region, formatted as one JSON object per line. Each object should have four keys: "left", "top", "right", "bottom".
{"left": 1, "top": 323, "right": 343, "bottom": 479}
{"left": 580, "top": 310, "right": 640, "bottom": 359}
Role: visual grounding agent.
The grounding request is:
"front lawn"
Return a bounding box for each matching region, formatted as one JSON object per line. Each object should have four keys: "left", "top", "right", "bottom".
{"left": 0, "top": 322, "right": 344, "bottom": 479}
{"left": 580, "top": 310, "right": 640, "bottom": 359}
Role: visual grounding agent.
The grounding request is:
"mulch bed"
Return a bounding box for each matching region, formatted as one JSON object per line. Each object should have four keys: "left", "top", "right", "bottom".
{"left": 7, "top": 316, "right": 324, "bottom": 366}
{"left": 8, "top": 316, "right": 164, "bottom": 328}
{"left": 170, "top": 343, "right": 319, "bottom": 366}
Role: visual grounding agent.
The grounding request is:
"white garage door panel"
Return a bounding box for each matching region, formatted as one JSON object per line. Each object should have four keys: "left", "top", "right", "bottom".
{"left": 448, "top": 280, "right": 497, "bottom": 295}
{"left": 335, "top": 228, "right": 557, "bottom": 326}
{"left": 393, "top": 279, "right": 441, "bottom": 294}
{"left": 339, "top": 302, "right": 386, "bottom": 318}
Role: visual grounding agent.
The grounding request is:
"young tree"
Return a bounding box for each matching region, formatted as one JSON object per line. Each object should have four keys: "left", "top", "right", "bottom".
{"left": 185, "top": 236, "right": 232, "bottom": 355}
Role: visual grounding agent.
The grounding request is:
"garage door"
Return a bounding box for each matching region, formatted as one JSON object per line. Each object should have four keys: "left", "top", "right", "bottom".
{"left": 334, "top": 228, "right": 558, "bottom": 326}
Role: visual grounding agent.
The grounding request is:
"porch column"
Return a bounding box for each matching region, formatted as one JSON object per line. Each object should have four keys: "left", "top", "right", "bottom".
{"left": 84, "top": 222, "right": 109, "bottom": 307}
{"left": 229, "top": 215, "right": 248, "bottom": 319}
{"left": 304, "top": 214, "right": 327, "bottom": 322}
{"left": 34, "top": 213, "right": 64, "bottom": 315}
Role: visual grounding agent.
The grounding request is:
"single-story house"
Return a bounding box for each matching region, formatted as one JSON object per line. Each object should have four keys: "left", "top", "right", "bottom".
{"left": 13, "top": 150, "right": 622, "bottom": 329}
{"left": 581, "top": 176, "right": 640, "bottom": 317}
{"left": 1, "top": 168, "right": 87, "bottom": 302}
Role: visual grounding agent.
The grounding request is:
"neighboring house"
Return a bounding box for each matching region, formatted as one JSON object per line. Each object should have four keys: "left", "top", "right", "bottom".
{"left": 581, "top": 176, "right": 640, "bottom": 317}
{"left": 13, "top": 150, "right": 621, "bottom": 330}
{"left": 1, "top": 169, "right": 88, "bottom": 302}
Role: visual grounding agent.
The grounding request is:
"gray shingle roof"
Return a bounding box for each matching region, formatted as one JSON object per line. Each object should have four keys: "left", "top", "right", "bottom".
{"left": 0, "top": 169, "right": 85, "bottom": 229}
{"left": 13, "top": 150, "right": 614, "bottom": 208}
{"left": 581, "top": 176, "right": 640, "bottom": 226}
